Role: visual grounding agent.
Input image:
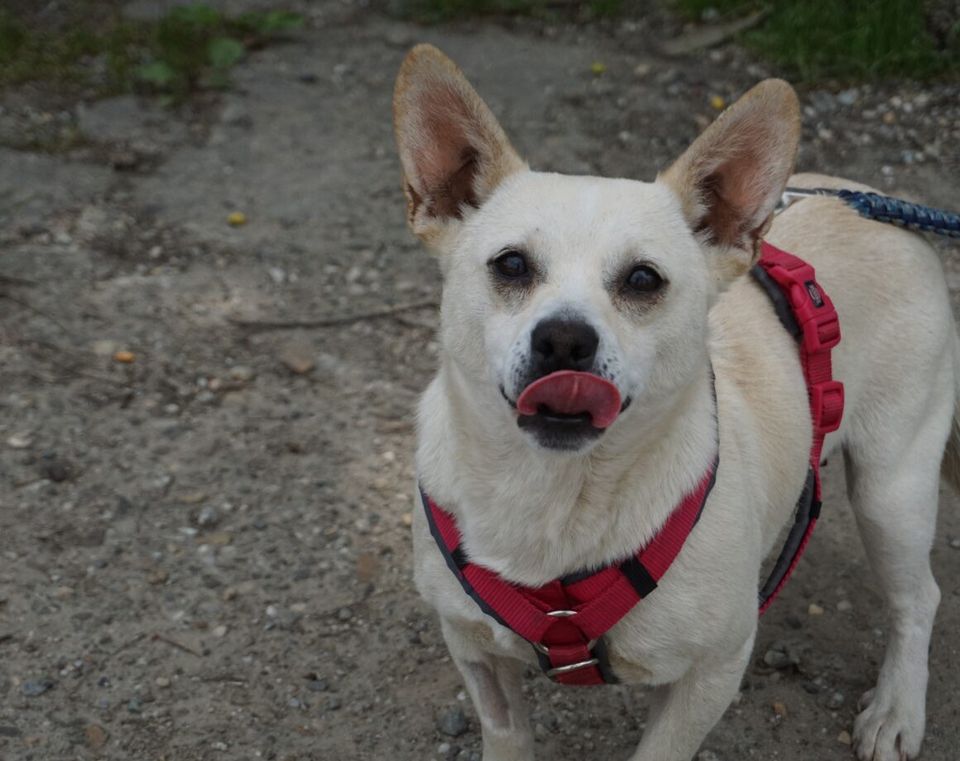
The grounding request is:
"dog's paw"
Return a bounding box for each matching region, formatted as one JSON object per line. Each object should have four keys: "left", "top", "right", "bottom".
{"left": 852, "top": 688, "right": 924, "bottom": 761}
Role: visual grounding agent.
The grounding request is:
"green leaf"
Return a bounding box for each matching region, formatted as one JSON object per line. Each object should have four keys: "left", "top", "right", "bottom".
{"left": 256, "top": 11, "right": 304, "bottom": 33}
{"left": 207, "top": 36, "right": 244, "bottom": 69}
{"left": 169, "top": 3, "right": 222, "bottom": 28}
{"left": 235, "top": 10, "right": 303, "bottom": 34}
{"left": 135, "top": 59, "right": 176, "bottom": 86}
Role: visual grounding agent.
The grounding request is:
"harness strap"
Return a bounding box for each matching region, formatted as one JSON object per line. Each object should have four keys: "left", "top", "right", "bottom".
{"left": 420, "top": 241, "right": 843, "bottom": 685}
{"left": 422, "top": 458, "right": 717, "bottom": 685}
{"left": 752, "top": 241, "right": 844, "bottom": 613}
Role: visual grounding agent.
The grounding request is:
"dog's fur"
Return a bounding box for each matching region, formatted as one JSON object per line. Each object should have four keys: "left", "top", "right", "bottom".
{"left": 394, "top": 44, "right": 959, "bottom": 761}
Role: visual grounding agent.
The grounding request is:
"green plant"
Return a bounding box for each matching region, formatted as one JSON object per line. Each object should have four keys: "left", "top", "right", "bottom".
{"left": 673, "top": 0, "right": 959, "bottom": 82}
{"left": 395, "top": 0, "right": 623, "bottom": 23}
{"left": 0, "top": 4, "right": 303, "bottom": 98}
{"left": 135, "top": 4, "right": 303, "bottom": 96}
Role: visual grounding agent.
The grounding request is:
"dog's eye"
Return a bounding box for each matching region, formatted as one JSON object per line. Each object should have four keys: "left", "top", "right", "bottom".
{"left": 625, "top": 265, "right": 663, "bottom": 293}
{"left": 491, "top": 250, "right": 530, "bottom": 280}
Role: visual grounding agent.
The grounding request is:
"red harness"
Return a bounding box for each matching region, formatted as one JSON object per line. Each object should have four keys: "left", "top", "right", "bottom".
{"left": 421, "top": 242, "right": 844, "bottom": 686}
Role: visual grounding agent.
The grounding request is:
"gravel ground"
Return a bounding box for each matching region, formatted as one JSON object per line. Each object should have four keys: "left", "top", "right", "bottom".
{"left": 1, "top": 3, "right": 959, "bottom": 760}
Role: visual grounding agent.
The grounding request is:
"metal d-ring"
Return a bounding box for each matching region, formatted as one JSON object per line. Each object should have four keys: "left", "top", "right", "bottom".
{"left": 533, "top": 609, "right": 594, "bottom": 656}
{"left": 545, "top": 658, "right": 600, "bottom": 678}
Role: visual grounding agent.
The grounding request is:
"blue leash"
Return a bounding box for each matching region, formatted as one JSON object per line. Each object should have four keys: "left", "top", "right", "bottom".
{"left": 778, "top": 187, "right": 960, "bottom": 239}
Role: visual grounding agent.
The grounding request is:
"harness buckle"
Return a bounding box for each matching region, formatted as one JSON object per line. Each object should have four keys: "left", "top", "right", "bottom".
{"left": 811, "top": 380, "right": 844, "bottom": 433}
{"left": 802, "top": 311, "right": 841, "bottom": 354}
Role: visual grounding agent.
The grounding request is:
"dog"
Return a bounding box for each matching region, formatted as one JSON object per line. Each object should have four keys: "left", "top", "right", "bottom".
{"left": 393, "top": 44, "right": 959, "bottom": 761}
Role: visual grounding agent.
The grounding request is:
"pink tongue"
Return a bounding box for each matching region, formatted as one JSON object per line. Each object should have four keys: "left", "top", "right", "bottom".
{"left": 516, "top": 370, "right": 622, "bottom": 429}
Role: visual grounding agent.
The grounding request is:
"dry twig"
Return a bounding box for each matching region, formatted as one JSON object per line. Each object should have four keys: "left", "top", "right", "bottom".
{"left": 152, "top": 632, "right": 204, "bottom": 657}
{"left": 227, "top": 299, "right": 438, "bottom": 331}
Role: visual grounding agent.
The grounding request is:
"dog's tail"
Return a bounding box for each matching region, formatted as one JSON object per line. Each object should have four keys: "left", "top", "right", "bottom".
{"left": 942, "top": 332, "right": 960, "bottom": 493}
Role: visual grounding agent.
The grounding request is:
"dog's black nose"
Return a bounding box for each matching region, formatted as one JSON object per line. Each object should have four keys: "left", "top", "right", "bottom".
{"left": 530, "top": 319, "right": 599, "bottom": 375}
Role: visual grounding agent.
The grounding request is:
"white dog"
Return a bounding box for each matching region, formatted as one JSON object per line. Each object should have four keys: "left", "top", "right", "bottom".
{"left": 394, "top": 44, "right": 958, "bottom": 761}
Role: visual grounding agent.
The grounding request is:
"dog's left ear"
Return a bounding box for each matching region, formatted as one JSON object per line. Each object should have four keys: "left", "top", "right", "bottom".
{"left": 393, "top": 44, "right": 527, "bottom": 247}
{"left": 659, "top": 79, "right": 800, "bottom": 281}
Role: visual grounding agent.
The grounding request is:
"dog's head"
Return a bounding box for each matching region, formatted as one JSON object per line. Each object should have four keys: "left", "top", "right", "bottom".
{"left": 394, "top": 45, "right": 799, "bottom": 453}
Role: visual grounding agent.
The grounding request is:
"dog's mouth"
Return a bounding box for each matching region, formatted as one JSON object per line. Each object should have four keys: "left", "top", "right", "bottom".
{"left": 517, "top": 370, "right": 623, "bottom": 427}
{"left": 502, "top": 371, "right": 628, "bottom": 450}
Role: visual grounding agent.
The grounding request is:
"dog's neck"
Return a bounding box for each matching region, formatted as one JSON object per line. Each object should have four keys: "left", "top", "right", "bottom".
{"left": 416, "top": 361, "right": 718, "bottom": 586}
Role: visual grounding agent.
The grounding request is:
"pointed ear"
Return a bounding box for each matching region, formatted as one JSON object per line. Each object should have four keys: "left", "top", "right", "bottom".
{"left": 659, "top": 79, "right": 800, "bottom": 278}
{"left": 393, "top": 44, "right": 527, "bottom": 246}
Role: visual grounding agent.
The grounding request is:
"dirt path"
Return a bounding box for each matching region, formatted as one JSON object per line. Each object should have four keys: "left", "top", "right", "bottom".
{"left": 1, "top": 5, "right": 959, "bottom": 760}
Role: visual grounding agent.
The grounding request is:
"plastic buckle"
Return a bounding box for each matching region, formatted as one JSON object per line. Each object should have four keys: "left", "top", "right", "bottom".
{"left": 811, "top": 380, "right": 844, "bottom": 433}
{"left": 801, "top": 309, "right": 840, "bottom": 354}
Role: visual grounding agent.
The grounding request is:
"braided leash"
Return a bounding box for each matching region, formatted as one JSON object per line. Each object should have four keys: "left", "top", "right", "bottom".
{"left": 778, "top": 187, "right": 960, "bottom": 239}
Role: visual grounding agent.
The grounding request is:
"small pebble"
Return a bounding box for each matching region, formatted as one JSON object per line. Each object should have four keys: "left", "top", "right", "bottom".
{"left": 763, "top": 648, "right": 792, "bottom": 670}
{"left": 838, "top": 730, "right": 852, "bottom": 745}
{"left": 155, "top": 676, "right": 171, "bottom": 688}
{"left": 827, "top": 691, "right": 845, "bottom": 709}
{"left": 21, "top": 679, "right": 54, "bottom": 697}
{"left": 91, "top": 339, "right": 119, "bottom": 356}
{"left": 808, "top": 603, "right": 824, "bottom": 616}
{"left": 949, "top": 538, "right": 960, "bottom": 549}
{"left": 437, "top": 707, "right": 468, "bottom": 737}
{"left": 227, "top": 211, "right": 247, "bottom": 226}
{"left": 84, "top": 724, "right": 108, "bottom": 750}
{"left": 278, "top": 343, "right": 315, "bottom": 375}
{"left": 836, "top": 88, "right": 859, "bottom": 106}
{"left": 837, "top": 599, "right": 852, "bottom": 612}
{"left": 228, "top": 366, "right": 255, "bottom": 382}
{"left": 772, "top": 701, "right": 787, "bottom": 718}
{"left": 197, "top": 505, "right": 220, "bottom": 528}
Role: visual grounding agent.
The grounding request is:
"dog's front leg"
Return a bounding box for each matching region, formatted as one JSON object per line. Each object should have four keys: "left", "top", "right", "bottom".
{"left": 440, "top": 617, "right": 535, "bottom": 761}
{"left": 628, "top": 632, "right": 755, "bottom": 761}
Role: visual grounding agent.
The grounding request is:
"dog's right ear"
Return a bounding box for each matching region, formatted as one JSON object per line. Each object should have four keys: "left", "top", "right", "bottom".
{"left": 393, "top": 45, "right": 526, "bottom": 247}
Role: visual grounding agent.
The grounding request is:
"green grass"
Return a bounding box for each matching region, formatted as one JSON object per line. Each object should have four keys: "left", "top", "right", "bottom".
{"left": 0, "top": 3, "right": 302, "bottom": 98}
{"left": 396, "top": 0, "right": 623, "bottom": 23}
{"left": 674, "top": 0, "right": 960, "bottom": 82}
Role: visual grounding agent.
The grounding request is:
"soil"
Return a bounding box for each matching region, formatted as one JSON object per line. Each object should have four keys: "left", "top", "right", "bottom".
{"left": 1, "top": 3, "right": 959, "bottom": 761}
